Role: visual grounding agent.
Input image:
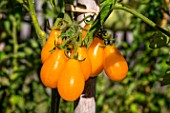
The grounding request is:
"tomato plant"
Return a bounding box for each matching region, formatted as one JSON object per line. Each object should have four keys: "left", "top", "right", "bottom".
{"left": 2, "top": 0, "right": 169, "bottom": 113}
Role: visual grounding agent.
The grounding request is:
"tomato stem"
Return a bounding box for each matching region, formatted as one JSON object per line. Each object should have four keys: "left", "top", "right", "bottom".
{"left": 28, "top": 0, "right": 46, "bottom": 46}
{"left": 10, "top": 15, "right": 19, "bottom": 79}
{"left": 71, "top": 102, "right": 74, "bottom": 113}
{"left": 51, "top": 18, "right": 63, "bottom": 30}
{"left": 78, "top": 15, "right": 94, "bottom": 24}
{"left": 64, "top": 50, "right": 72, "bottom": 59}
{"left": 114, "top": 4, "right": 170, "bottom": 37}
{"left": 51, "top": 89, "right": 60, "bottom": 113}
{"left": 79, "top": 25, "right": 88, "bottom": 31}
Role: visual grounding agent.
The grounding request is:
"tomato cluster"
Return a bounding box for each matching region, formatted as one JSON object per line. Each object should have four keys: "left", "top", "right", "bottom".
{"left": 40, "top": 24, "right": 128, "bottom": 101}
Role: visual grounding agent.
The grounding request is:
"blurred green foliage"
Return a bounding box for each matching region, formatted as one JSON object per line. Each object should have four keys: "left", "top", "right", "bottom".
{"left": 0, "top": 0, "right": 170, "bottom": 113}
{"left": 0, "top": 0, "right": 50, "bottom": 113}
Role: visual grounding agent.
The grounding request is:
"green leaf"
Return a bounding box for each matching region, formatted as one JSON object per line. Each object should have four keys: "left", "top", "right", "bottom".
{"left": 130, "top": 103, "right": 138, "bottom": 113}
{"left": 160, "top": 68, "right": 170, "bottom": 86}
{"left": 4, "top": 20, "right": 11, "bottom": 35}
{"left": 149, "top": 31, "right": 170, "bottom": 49}
{"left": 9, "top": 95, "right": 20, "bottom": 105}
{"left": 86, "top": 0, "right": 114, "bottom": 47}
{"left": 0, "top": 0, "right": 8, "bottom": 8}
{"left": 99, "top": 4, "right": 113, "bottom": 25}
{"left": 100, "top": 0, "right": 114, "bottom": 6}
{"left": 49, "top": 0, "right": 55, "bottom": 8}
{"left": 17, "top": 52, "right": 26, "bottom": 58}
{"left": 64, "top": 13, "right": 72, "bottom": 26}
{"left": 166, "top": 68, "right": 170, "bottom": 75}
{"left": 30, "top": 39, "right": 39, "bottom": 48}
{"left": 0, "top": 51, "right": 5, "bottom": 58}
{"left": 58, "top": 0, "right": 64, "bottom": 13}
{"left": 91, "top": 0, "right": 114, "bottom": 33}
{"left": 24, "top": 47, "right": 33, "bottom": 56}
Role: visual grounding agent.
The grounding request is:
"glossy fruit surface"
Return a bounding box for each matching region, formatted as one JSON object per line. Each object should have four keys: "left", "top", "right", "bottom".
{"left": 82, "top": 24, "right": 91, "bottom": 39}
{"left": 41, "top": 30, "right": 62, "bottom": 63}
{"left": 57, "top": 59, "right": 85, "bottom": 101}
{"left": 103, "top": 45, "right": 128, "bottom": 81}
{"left": 88, "top": 37, "right": 104, "bottom": 77}
{"left": 40, "top": 48, "right": 66, "bottom": 88}
{"left": 77, "top": 46, "right": 92, "bottom": 81}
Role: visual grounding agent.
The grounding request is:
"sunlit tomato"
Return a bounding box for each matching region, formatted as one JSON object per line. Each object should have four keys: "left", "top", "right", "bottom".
{"left": 40, "top": 48, "right": 67, "bottom": 88}
{"left": 87, "top": 37, "right": 104, "bottom": 77}
{"left": 82, "top": 24, "right": 91, "bottom": 39}
{"left": 77, "top": 46, "right": 92, "bottom": 81}
{"left": 41, "top": 30, "right": 62, "bottom": 63}
{"left": 103, "top": 45, "right": 128, "bottom": 81}
{"left": 57, "top": 59, "right": 85, "bottom": 101}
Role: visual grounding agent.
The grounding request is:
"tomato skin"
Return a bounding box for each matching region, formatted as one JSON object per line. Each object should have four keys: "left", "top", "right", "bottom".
{"left": 103, "top": 45, "right": 128, "bottom": 81}
{"left": 77, "top": 46, "right": 92, "bottom": 81}
{"left": 87, "top": 37, "right": 104, "bottom": 77}
{"left": 41, "top": 30, "right": 62, "bottom": 63}
{"left": 82, "top": 24, "right": 91, "bottom": 39}
{"left": 40, "top": 48, "right": 66, "bottom": 88}
{"left": 57, "top": 59, "right": 85, "bottom": 101}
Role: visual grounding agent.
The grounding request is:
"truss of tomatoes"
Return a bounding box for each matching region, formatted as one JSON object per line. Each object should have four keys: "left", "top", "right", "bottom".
{"left": 40, "top": 25, "right": 128, "bottom": 102}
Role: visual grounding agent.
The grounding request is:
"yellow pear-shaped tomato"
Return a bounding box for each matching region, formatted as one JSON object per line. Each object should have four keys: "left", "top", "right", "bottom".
{"left": 40, "top": 48, "right": 66, "bottom": 88}
{"left": 103, "top": 45, "right": 128, "bottom": 81}
{"left": 88, "top": 37, "right": 104, "bottom": 77}
{"left": 77, "top": 46, "right": 92, "bottom": 81}
{"left": 41, "top": 30, "right": 62, "bottom": 63}
{"left": 57, "top": 59, "right": 85, "bottom": 101}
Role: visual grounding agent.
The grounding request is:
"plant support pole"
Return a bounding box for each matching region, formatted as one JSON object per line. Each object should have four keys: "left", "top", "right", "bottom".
{"left": 75, "top": 0, "right": 99, "bottom": 113}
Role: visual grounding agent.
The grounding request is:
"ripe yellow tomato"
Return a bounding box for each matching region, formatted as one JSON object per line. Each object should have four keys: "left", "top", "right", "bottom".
{"left": 41, "top": 30, "right": 62, "bottom": 63}
{"left": 57, "top": 59, "right": 85, "bottom": 101}
{"left": 88, "top": 37, "right": 104, "bottom": 77}
{"left": 103, "top": 45, "right": 128, "bottom": 81}
{"left": 40, "top": 48, "right": 66, "bottom": 88}
{"left": 77, "top": 46, "right": 92, "bottom": 81}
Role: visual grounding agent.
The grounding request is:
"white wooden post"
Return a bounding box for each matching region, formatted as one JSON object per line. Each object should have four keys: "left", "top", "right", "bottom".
{"left": 74, "top": 0, "right": 99, "bottom": 113}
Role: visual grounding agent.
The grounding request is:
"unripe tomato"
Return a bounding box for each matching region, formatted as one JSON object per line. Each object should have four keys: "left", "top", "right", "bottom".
{"left": 82, "top": 24, "right": 91, "bottom": 39}
{"left": 41, "top": 30, "right": 62, "bottom": 63}
{"left": 103, "top": 45, "right": 128, "bottom": 81}
{"left": 88, "top": 37, "right": 104, "bottom": 77}
{"left": 77, "top": 46, "right": 92, "bottom": 81}
{"left": 57, "top": 59, "right": 85, "bottom": 101}
{"left": 40, "top": 48, "right": 66, "bottom": 88}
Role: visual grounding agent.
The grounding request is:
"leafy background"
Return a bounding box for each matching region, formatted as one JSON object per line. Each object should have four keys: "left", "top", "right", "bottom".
{"left": 0, "top": 0, "right": 170, "bottom": 113}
